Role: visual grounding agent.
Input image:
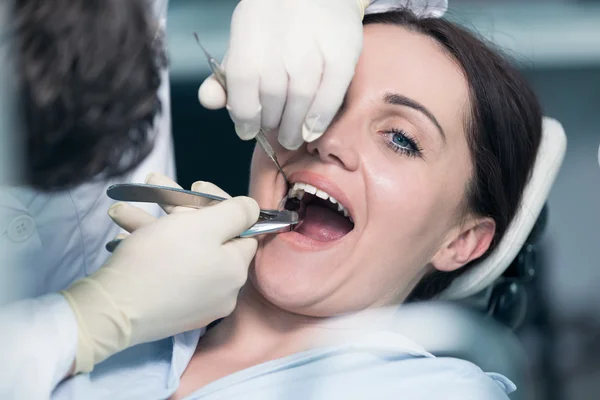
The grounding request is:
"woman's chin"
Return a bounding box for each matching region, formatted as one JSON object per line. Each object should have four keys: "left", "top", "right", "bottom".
{"left": 249, "top": 227, "right": 364, "bottom": 316}
{"left": 246, "top": 261, "right": 344, "bottom": 318}
{"left": 248, "top": 266, "right": 326, "bottom": 313}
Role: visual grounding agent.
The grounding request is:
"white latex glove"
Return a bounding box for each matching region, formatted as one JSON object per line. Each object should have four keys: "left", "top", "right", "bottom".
{"left": 61, "top": 174, "right": 259, "bottom": 374}
{"left": 198, "top": 0, "right": 371, "bottom": 150}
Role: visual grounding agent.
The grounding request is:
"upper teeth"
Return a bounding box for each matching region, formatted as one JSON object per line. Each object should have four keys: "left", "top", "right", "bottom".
{"left": 287, "top": 182, "right": 352, "bottom": 220}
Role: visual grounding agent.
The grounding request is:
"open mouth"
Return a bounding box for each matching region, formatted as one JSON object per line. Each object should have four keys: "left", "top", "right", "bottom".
{"left": 280, "top": 182, "right": 355, "bottom": 242}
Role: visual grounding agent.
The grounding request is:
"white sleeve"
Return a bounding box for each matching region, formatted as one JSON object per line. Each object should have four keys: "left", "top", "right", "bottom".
{"left": 366, "top": 0, "right": 448, "bottom": 17}
{"left": 0, "top": 294, "right": 78, "bottom": 399}
{"left": 150, "top": 0, "right": 168, "bottom": 32}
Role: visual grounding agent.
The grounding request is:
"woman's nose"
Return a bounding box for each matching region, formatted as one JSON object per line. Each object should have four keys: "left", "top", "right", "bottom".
{"left": 306, "top": 123, "right": 360, "bottom": 171}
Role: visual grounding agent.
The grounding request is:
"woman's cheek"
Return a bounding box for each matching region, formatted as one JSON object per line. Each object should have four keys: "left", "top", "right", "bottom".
{"left": 248, "top": 164, "right": 275, "bottom": 204}
{"left": 248, "top": 149, "right": 265, "bottom": 192}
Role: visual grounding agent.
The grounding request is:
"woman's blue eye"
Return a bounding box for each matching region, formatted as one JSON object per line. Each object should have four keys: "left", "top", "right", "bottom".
{"left": 392, "top": 132, "right": 414, "bottom": 150}
{"left": 383, "top": 128, "right": 422, "bottom": 158}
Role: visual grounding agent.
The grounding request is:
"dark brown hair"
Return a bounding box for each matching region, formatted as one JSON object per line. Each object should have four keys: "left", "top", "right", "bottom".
{"left": 11, "top": 0, "right": 167, "bottom": 191}
{"left": 363, "top": 10, "right": 542, "bottom": 300}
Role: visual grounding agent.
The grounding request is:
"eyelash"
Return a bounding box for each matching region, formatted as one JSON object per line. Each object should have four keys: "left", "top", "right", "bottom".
{"left": 381, "top": 128, "right": 423, "bottom": 158}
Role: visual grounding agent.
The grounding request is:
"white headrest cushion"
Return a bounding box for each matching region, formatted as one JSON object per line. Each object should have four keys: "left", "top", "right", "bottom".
{"left": 365, "top": 0, "right": 448, "bottom": 18}
{"left": 439, "top": 117, "right": 567, "bottom": 300}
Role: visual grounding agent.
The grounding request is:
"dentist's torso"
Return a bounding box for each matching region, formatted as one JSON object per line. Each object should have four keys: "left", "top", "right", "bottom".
{"left": 0, "top": 0, "right": 173, "bottom": 299}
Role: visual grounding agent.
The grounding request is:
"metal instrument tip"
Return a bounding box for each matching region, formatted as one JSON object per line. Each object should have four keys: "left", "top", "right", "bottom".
{"left": 193, "top": 32, "right": 214, "bottom": 62}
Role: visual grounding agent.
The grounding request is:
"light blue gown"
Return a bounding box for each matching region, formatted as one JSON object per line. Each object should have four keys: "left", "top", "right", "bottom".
{"left": 53, "top": 326, "right": 514, "bottom": 400}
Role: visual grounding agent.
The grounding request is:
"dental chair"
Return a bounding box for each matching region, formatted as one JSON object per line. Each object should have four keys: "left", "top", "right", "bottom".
{"left": 390, "top": 117, "right": 567, "bottom": 400}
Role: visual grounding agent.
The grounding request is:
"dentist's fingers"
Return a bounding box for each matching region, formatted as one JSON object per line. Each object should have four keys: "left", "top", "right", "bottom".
{"left": 221, "top": 237, "right": 258, "bottom": 275}
{"left": 144, "top": 173, "right": 234, "bottom": 214}
{"left": 204, "top": 197, "right": 260, "bottom": 242}
{"left": 277, "top": 46, "right": 323, "bottom": 150}
{"left": 302, "top": 26, "right": 361, "bottom": 143}
{"left": 108, "top": 203, "right": 157, "bottom": 233}
{"left": 105, "top": 233, "right": 129, "bottom": 253}
{"left": 301, "top": 60, "right": 356, "bottom": 143}
{"left": 226, "top": 48, "right": 262, "bottom": 141}
{"left": 198, "top": 74, "right": 227, "bottom": 110}
{"left": 190, "top": 181, "right": 232, "bottom": 207}
{"left": 225, "top": 4, "right": 264, "bottom": 141}
{"left": 104, "top": 180, "right": 232, "bottom": 252}
{"left": 144, "top": 172, "right": 185, "bottom": 214}
{"left": 258, "top": 51, "right": 288, "bottom": 132}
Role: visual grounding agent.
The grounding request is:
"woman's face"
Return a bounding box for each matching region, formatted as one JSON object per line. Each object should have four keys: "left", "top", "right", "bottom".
{"left": 248, "top": 24, "right": 488, "bottom": 316}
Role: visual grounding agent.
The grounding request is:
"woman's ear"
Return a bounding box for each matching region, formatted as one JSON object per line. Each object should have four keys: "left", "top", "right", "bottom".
{"left": 431, "top": 217, "right": 496, "bottom": 272}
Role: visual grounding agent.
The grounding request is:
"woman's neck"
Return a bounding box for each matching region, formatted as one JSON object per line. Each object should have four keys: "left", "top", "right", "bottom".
{"left": 173, "top": 285, "right": 401, "bottom": 400}
{"left": 197, "top": 284, "right": 327, "bottom": 363}
{"left": 198, "top": 283, "right": 402, "bottom": 365}
{"left": 172, "top": 285, "right": 336, "bottom": 399}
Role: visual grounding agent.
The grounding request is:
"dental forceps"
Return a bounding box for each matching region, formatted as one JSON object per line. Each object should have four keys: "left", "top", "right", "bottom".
{"left": 104, "top": 183, "right": 298, "bottom": 252}
{"left": 193, "top": 33, "right": 290, "bottom": 186}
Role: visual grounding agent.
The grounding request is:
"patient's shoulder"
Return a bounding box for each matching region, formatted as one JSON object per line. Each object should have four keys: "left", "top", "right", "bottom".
{"left": 318, "top": 329, "right": 515, "bottom": 398}
{"left": 401, "top": 356, "right": 515, "bottom": 399}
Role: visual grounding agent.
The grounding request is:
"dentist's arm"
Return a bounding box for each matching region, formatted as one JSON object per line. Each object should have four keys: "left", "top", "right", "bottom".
{"left": 198, "top": 0, "right": 447, "bottom": 150}
{"left": 61, "top": 189, "right": 259, "bottom": 374}
{"left": 0, "top": 295, "right": 78, "bottom": 399}
{"left": 0, "top": 182, "right": 258, "bottom": 398}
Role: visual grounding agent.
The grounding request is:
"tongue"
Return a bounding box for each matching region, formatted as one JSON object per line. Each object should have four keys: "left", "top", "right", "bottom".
{"left": 294, "top": 204, "right": 353, "bottom": 242}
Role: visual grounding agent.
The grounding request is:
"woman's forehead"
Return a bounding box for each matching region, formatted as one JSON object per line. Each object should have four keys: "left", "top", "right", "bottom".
{"left": 353, "top": 24, "right": 470, "bottom": 138}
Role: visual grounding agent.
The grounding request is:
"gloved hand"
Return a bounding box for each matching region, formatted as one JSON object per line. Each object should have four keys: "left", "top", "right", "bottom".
{"left": 61, "top": 174, "right": 259, "bottom": 374}
{"left": 198, "top": 0, "right": 371, "bottom": 150}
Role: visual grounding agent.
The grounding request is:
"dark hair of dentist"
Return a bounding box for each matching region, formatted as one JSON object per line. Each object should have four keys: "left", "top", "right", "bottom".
{"left": 360, "top": 11, "right": 542, "bottom": 300}
{"left": 11, "top": 0, "right": 166, "bottom": 191}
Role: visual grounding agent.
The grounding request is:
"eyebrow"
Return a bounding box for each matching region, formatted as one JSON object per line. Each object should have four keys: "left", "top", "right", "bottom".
{"left": 383, "top": 93, "right": 446, "bottom": 142}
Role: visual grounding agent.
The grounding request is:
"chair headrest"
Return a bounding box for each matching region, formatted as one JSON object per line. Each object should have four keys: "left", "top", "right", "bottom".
{"left": 365, "top": 0, "right": 448, "bottom": 18}
{"left": 439, "top": 117, "right": 567, "bottom": 300}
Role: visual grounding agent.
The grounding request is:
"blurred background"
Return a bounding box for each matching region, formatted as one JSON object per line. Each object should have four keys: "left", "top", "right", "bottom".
{"left": 164, "top": 1, "right": 600, "bottom": 399}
